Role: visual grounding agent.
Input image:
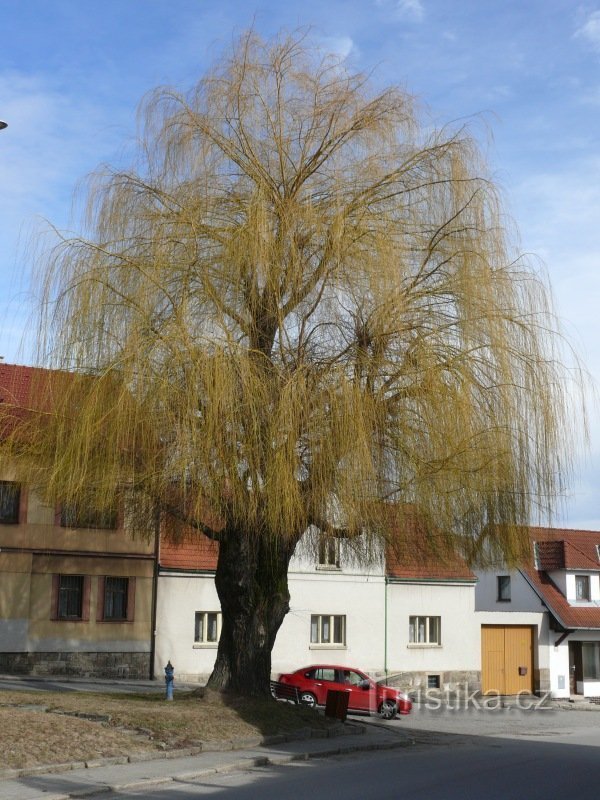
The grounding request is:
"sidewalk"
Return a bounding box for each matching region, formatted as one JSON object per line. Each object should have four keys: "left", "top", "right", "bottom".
{"left": 0, "top": 720, "right": 413, "bottom": 800}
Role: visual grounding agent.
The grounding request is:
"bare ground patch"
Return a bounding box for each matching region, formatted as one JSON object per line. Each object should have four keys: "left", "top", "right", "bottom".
{"left": 0, "top": 687, "right": 332, "bottom": 769}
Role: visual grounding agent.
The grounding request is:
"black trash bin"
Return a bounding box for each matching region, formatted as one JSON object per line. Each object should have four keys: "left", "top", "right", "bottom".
{"left": 325, "top": 689, "right": 350, "bottom": 721}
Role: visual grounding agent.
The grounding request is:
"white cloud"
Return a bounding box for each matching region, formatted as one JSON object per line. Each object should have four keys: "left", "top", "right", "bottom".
{"left": 316, "top": 35, "right": 357, "bottom": 62}
{"left": 395, "top": 0, "right": 425, "bottom": 22}
{"left": 574, "top": 10, "right": 600, "bottom": 50}
{"left": 375, "top": 0, "right": 424, "bottom": 22}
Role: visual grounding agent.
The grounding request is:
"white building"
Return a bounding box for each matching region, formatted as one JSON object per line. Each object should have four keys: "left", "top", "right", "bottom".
{"left": 154, "top": 517, "right": 480, "bottom": 693}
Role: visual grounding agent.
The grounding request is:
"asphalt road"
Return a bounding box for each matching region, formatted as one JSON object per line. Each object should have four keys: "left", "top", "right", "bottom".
{"left": 103, "top": 735, "right": 600, "bottom": 800}
{"left": 392, "top": 701, "right": 600, "bottom": 746}
{"left": 88, "top": 703, "right": 600, "bottom": 800}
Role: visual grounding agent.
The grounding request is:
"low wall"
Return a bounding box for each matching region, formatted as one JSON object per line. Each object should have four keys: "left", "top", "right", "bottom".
{"left": 0, "top": 651, "right": 151, "bottom": 679}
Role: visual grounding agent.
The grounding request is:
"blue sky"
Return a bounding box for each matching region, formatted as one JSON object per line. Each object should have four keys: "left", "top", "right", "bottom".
{"left": 1, "top": 0, "right": 600, "bottom": 527}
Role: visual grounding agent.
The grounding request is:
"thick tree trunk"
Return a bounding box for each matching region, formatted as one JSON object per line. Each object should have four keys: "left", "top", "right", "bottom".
{"left": 207, "top": 525, "right": 297, "bottom": 696}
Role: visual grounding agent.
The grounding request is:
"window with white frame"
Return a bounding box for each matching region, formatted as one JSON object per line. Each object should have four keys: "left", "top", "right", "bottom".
{"left": 497, "top": 575, "right": 511, "bottom": 602}
{"left": 409, "top": 616, "right": 441, "bottom": 645}
{"left": 317, "top": 536, "right": 340, "bottom": 569}
{"left": 310, "top": 614, "right": 346, "bottom": 646}
{"left": 194, "top": 611, "right": 221, "bottom": 645}
{"left": 575, "top": 575, "right": 591, "bottom": 602}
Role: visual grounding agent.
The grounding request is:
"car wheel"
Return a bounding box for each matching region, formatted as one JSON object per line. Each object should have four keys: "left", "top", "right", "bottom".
{"left": 300, "top": 692, "right": 317, "bottom": 708}
{"left": 379, "top": 699, "right": 397, "bottom": 720}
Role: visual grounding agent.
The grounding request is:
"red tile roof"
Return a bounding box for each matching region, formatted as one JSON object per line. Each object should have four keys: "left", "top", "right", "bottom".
{"left": 522, "top": 566, "right": 600, "bottom": 629}
{"left": 384, "top": 506, "right": 476, "bottom": 582}
{"left": 519, "top": 527, "right": 600, "bottom": 629}
{"left": 530, "top": 527, "right": 600, "bottom": 571}
{"left": 160, "top": 531, "right": 219, "bottom": 571}
{"left": 0, "top": 362, "right": 66, "bottom": 437}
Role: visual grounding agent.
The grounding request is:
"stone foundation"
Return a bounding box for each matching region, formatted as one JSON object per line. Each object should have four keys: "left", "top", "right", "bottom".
{"left": 0, "top": 651, "right": 151, "bottom": 679}
{"left": 382, "top": 670, "right": 482, "bottom": 695}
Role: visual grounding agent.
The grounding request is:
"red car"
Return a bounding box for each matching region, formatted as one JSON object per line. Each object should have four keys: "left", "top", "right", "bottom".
{"left": 277, "top": 664, "right": 412, "bottom": 719}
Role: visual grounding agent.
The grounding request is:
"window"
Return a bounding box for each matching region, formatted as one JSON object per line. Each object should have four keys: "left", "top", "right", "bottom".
{"left": 428, "top": 675, "right": 441, "bottom": 689}
{"left": 409, "top": 616, "right": 441, "bottom": 645}
{"left": 313, "top": 667, "right": 336, "bottom": 681}
{"left": 0, "top": 481, "right": 20, "bottom": 524}
{"left": 575, "top": 575, "right": 591, "bottom": 602}
{"left": 317, "top": 536, "right": 340, "bottom": 569}
{"left": 104, "top": 577, "right": 128, "bottom": 620}
{"left": 194, "top": 611, "right": 221, "bottom": 644}
{"left": 497, "top": 575, "right": 511, "bottom": 602}
{"left": 310, "top": 614, "right": 346, "bottom": 646}
{"left": 342, "top": 669, "right": 365, "bottom": 686}
{"left": 96, "top": 576, "right": 135, "bottom": 622}
{"left": 582, "top": 643, "right": 600, "bottom": 680}
{"left": 60, "top": 505, "right": 117, "bottom": 530}
{"left": 58, "top": 575, "right": 84, "bottom": 619}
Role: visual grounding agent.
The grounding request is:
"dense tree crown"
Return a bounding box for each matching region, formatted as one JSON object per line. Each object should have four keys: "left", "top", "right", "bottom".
{"left": 14, "top": 31, "right": 579, "bottom": 567}
{"left": 1, "top": 32, "right": 583, "bottom": 692}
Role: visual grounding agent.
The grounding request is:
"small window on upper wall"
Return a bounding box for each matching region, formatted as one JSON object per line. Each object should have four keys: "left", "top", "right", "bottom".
{"left": 575, "top": 575, "right": 591, "bottom": 602}
{"left": 0, "top": 481, "right": 20, "bottom": 524}
{"left": 497, "top": 575, "right": 511, "bottom": 602}
{"left": 317, "top": 536, "right": 340, "bottom": 569}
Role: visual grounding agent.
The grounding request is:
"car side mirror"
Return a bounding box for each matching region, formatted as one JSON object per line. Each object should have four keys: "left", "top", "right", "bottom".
{"left": 359, "top": 679, "right": 370, "bottom": 689}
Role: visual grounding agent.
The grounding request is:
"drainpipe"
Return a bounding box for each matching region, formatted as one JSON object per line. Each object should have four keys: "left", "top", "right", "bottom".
{"left": 149, "top": 509, "right": 160, "bottom": 680}
{"left": 384, "top": 576, "right": 388, "bottom": 679}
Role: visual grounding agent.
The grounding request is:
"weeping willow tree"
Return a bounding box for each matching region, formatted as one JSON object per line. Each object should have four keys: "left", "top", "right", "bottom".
{"left": 3, "top": 31, "right": 580, "bottom": 694}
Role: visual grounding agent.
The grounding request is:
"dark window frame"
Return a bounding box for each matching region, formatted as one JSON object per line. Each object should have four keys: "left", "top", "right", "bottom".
{"left": 0, "top": 480, "right": 21, "bottom": 524}
{"left": 52, "top": 574, "right": 90, "bottom": 621}
{"left": 497, "top": 575, "right": 511, "bottom": 602}
{"left": 317, "top": 536, "right": 340, "bottom": 569}
{"left": 96, "top": 576, "right": 135, "bottom": 623}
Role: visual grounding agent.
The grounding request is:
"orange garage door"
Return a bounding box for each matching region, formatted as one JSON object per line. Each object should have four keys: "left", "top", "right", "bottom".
{"left": 481, "top": 625, "right": 534, "bottom": 695}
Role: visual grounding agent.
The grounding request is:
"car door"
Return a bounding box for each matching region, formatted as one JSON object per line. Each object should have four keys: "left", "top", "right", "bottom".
{"left": 337, "top": 669, "right": 373, "bottom": 712}
{"left": 311, "top": 667, "right": 338, "bottom": 704}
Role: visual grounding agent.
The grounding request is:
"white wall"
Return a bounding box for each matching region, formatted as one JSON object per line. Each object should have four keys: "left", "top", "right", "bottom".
{"left": 549, "top": 638, "right": 570, "bottom": 698}
{"left": 155, "top": 560, "right": 478, "bottom": 683}
{"left": 154, "top": 572, "right": 221, "bottom": 682}
{"left": 273, "top": 571, "right": 386, "bottom": 677}
{"left": 386, "top": 581, "right": 479, "bottom": 678}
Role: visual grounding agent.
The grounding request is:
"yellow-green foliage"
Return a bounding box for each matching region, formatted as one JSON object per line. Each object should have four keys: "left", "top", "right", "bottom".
{"left": 5, "top": 31, "right": 582, "bottom": 565}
